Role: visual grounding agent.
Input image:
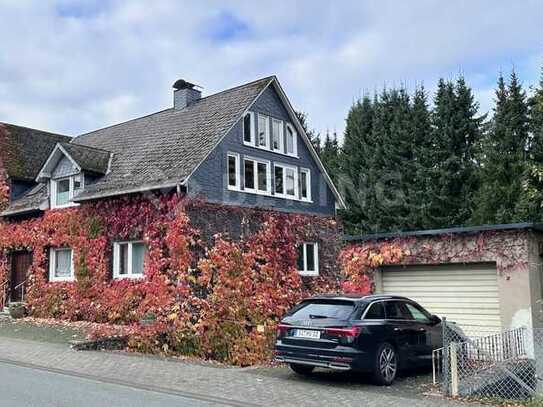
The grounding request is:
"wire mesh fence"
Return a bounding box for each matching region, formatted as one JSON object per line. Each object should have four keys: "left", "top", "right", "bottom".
{"left": 439, "top": 320, "right": 543, "bottom": 401}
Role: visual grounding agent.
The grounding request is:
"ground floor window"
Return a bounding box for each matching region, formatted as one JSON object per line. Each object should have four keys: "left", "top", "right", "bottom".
{"left": 113, "top": 241, "right": 146, "bottom": 279}
{"left": 297, "top": 242, "right": 319, "bottom": 276}
{"left": 49, "top": 248, "right": 74, "bottom": 282}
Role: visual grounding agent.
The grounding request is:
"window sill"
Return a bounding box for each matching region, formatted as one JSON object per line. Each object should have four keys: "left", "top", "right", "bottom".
{"left": 242, "top": 142, "right": 299, "bottom": 159}
{"left": 227, "top": 188, "right": 314, "bottom": 203}
{"left": 51, "top": 203, "right": 80, "bottom": 210}
{"left": 298, "top": 271, "right": 319, "bottom": 277}
{"left": 50, "top": 276, "right": 75, "bottom": 282}
{"left": 113, "top": 274, "right": 145, "bottom": 280}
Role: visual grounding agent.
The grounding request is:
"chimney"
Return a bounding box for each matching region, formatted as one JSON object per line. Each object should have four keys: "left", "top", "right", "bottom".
{"left": 172, "top": 79, "right": 201, "bottom": 109}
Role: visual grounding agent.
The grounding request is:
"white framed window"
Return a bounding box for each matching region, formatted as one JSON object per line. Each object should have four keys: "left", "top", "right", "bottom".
{"left": 257, "top": 114, "right": 270, "bottom": 149}
{"left": 243, "top": 112, "right": 255, "bottom": 146}
{"left": 51, "top": 174, "right": 83, "bottom": 208}
{"left": 297, "top": 243, "right": 319, "bottom": 276}
{"left": 113, "top": 241, "right": 146, "bottom": 279}
{"left": 271, "top": 119, "right": 284, "bottom": 153}
{"left": 274, "top": 163, "right": 298, "bottom": 199}
{"left": 49, "top": 248, "right": 74, "bottom": 282}
{"left": 227, "top": 152, "right": 240, "bottom": 190}
{"left": 243, "top": 157, "right": 271, "bottom": 194}
{"left": 285, "top": 123, "right": 298, "bottom": 157}
{"left": 300, "top": 168, "right": 311, "bottom": 202}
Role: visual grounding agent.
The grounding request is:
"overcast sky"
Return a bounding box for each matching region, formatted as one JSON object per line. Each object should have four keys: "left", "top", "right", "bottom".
{"left": 0, "top": 1, "right": 542, "bottom": 140}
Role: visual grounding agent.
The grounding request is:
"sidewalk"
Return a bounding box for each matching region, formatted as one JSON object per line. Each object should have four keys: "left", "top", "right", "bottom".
{"left": 0, "top": 333, "right": 482, "bottom": 407}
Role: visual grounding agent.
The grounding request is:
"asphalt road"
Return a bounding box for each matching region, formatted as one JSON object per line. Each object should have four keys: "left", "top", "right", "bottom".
{"left": 0, "top": 361, "right": 232, "bottom": 407}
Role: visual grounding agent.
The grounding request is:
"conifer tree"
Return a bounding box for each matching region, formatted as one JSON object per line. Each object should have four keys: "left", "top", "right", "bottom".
{"left": 472, "top": 71, "right": 529, "bottom": 223}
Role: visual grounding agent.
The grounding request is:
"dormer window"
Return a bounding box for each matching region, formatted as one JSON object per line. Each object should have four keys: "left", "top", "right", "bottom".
{"left": 51, "top": 174, "right": 83, "bottom": 209}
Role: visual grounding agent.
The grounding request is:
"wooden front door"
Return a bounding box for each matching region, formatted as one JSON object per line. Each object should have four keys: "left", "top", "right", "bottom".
{"left": 10, "top": 251, "right": 32, "bottom": 303}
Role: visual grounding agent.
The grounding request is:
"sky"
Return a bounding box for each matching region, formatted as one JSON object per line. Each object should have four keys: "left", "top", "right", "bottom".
{"left": 0, "top": 0, "right": 542, "bottom": 140}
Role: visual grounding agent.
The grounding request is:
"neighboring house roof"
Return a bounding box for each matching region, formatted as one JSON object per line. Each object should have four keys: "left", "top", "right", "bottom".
{"left": 345, "top": 222, "right": 543, "bottom": 242}
{"left": 0, "top": 183, "right": 48, "bottom": 216}
{"left": 72, "top": 76, "right": 275, "bottom": 201}
{"left": 36, "top": 142, "right": 111, "bottom": 181}
{"left": 0, "top": 122, "right": 71, "bottom": 182}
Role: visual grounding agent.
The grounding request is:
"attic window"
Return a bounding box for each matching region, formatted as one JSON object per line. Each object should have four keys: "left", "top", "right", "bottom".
{"left": 286, "top": 124, "right": 298, "bottom": 156}
{"left": 51, "top": 174, "right": 83, "bottom": 209}
{"left": 243, "top": 112, "right": 255, "bottom": 145}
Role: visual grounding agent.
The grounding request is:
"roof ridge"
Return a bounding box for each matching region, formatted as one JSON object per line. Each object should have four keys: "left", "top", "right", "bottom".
{"left": 75, "top": 108, "right": 173, "bottom": 139}
{"left": 75, "top": 76, "right": 276, "bottom": 140}
{"left": 64, "top": 141, "right": 111, "bottom": 154}
{"left": 0, "top": 122, "right": 71, "bottom": 140}
{"left": 196, "top": 75, "right": 275, "bottom": 103}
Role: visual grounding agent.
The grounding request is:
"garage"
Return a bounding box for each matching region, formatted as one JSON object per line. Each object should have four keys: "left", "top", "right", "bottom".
{"left": 377, "top": 263, "right": 502, "bottom": 334}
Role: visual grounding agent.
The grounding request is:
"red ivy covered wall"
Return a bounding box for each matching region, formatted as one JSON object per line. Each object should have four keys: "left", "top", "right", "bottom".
{"left": 0, "top": 193, "right": 342, "bottom": 365}
{"left": 339, "top": 230, "right": 532, "bottom": 294}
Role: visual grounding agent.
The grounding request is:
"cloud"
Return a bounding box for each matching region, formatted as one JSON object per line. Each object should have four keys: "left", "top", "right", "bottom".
{"left": 0, "top": 0, "right": 541, "bottom": 139}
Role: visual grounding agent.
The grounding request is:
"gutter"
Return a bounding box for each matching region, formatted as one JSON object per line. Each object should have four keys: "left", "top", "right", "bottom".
{"left": 345, "top": 222, "right": 543, "bottom": 242}
{"left": 73, "top": 180, "right": 184, "bottom": 202}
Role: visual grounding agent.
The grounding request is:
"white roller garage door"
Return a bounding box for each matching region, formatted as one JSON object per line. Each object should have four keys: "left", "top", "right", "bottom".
{"left": 379, "top": 263, "right": 502, "bottom": 334}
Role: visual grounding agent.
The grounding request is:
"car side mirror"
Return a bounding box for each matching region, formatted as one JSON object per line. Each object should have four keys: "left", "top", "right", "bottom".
{"left": 430, "top": 315, "right": 441, "bottom": 325}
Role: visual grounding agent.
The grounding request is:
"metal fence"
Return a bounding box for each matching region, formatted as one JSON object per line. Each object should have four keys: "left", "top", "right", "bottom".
{"left": 439, "top": 320, "right": 543, "bottom": 401}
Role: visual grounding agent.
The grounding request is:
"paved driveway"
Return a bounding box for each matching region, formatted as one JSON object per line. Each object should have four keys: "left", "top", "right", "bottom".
{"left": 0, "top": 333, "right": 482, "bottom": 406}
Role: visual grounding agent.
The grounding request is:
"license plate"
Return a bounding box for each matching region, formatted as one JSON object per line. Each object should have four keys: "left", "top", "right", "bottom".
{"left": 294, "top": 329, "right": 321, "bottom": 339}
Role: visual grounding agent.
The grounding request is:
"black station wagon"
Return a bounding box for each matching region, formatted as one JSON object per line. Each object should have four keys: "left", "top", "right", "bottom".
{"left": 274, "top": 294, "right": 442, "bottom": 385}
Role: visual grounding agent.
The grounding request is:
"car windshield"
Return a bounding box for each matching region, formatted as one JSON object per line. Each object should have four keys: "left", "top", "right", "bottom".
{"left": 287, "top": 301, "right": 356, "bottom": 320}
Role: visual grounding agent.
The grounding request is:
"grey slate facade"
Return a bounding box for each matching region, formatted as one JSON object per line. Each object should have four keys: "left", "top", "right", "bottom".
{"left": 188, "top": 86, "right": 337, "bottom": 215}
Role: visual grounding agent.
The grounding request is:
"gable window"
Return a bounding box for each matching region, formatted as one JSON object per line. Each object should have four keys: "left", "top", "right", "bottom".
{"left": 227, "top": 152, "right": 240, "bottom": 190}
{"left": 51, "top": 174, "right": 83, "bottom": 208}
{"left": 113, "top": 241, "right": 146, "bottom": 279}
{"left": 243, "top": 112, "right": 255, "bottom": 145}
{"left": 257, "top": 114, "right": 269, "bottom": 149}
{"left": 285, "top": 123, "right": 298, "bottom": 156}
{"left": 272, "top": 119, "right": 284, "bottom": 153}
{"left": 49, "top": 248, "right": 74, "bottom": 282}
{"left": 297, "top": 243, "right": 319, "bottom": 276}
{"left": 274, "top": 163, "right": 298, "bottom": 199}
{"left": 243, "top": 157, "right": 271, "bottom": 194}
{"left": 300, "top": 168, "right": 311, "bottom": 201}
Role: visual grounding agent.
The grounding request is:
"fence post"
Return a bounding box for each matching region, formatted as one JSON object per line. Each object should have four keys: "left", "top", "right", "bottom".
{"left": 442, "top": 317, "right": 449, "bottom": 395}
{"left": 450, "top": 344, "right": 459, "bottom": 397}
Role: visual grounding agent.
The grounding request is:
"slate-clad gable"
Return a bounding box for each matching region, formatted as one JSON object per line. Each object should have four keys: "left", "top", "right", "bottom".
{"left": 188, "top": 86, "right": 337, "bottom": 216}
{"left": 52, "top": 156, "right": 78, "bottom": 179}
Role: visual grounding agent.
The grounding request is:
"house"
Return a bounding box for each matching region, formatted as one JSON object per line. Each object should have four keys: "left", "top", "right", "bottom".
{"left": 0, "top": 76, "right": 345, "bottom": 310}
{"left": 345, "top": 223, "right": 543, "bottom": 334}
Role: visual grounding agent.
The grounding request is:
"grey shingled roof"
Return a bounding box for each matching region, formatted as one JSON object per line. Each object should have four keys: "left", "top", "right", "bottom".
{"left": 59, "top": 142, "right": 111, "bottom": 175}
{"left": 1, "top": 183, "right": 48, "bottom": 216}
{"left": 0, "top": 122, "right": 71, "bottom": 181}
{"left": 73, "top": 76, "right": 274, "bottom": 200}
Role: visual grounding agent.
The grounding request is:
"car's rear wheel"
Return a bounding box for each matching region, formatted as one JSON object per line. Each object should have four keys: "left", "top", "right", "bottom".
{"left": 289, "top": 363, "right": 315, "bottom": 376}
{"left": 372, "top": 343, "right": 398, "bottom": 385}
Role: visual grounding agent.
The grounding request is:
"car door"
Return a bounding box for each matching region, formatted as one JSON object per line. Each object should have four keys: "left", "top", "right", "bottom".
{"left": 384, "top": 301, "right": 417, "bottom": 364}
{"left": 403, "top": 301, "right": 437, "bottom": 363}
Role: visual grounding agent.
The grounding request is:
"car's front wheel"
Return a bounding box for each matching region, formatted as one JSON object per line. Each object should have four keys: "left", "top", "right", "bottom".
{"left": 289, "top": 363, "right": 315, "bottom": 376}
{"left": 373, "top": 343, "right": 398, "bottom": 385}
